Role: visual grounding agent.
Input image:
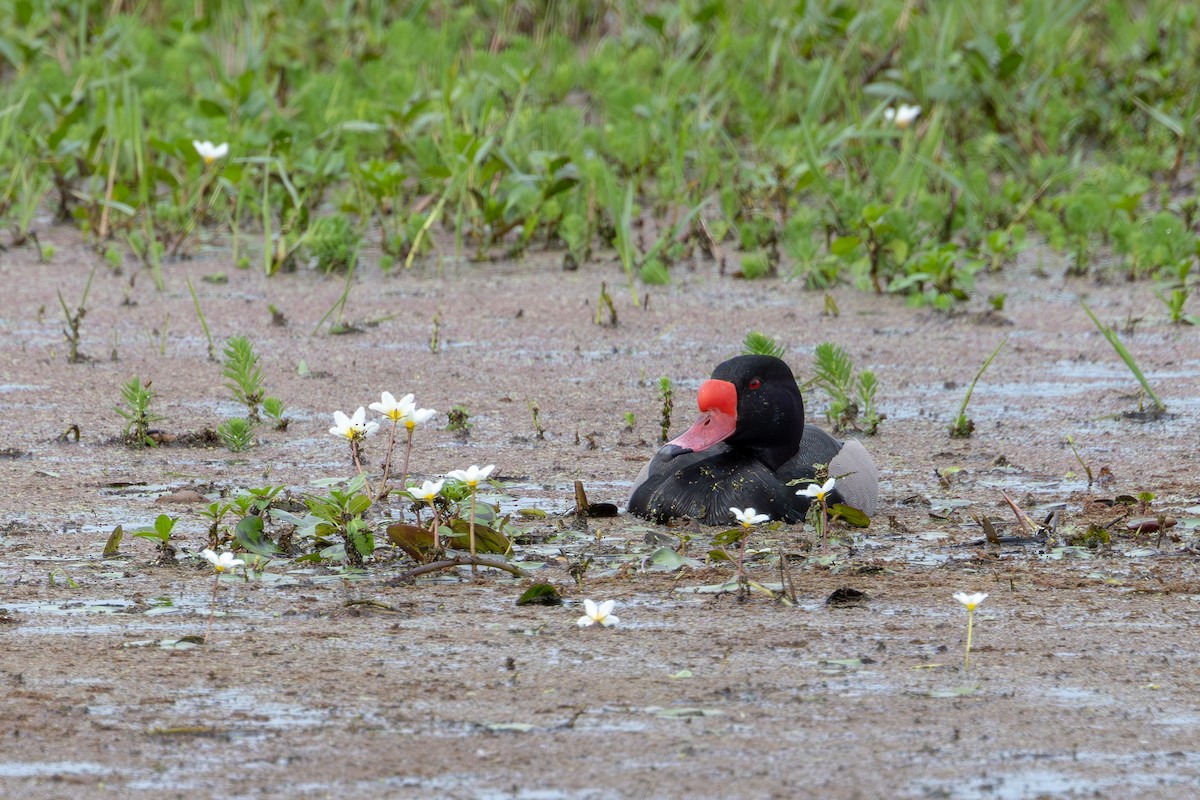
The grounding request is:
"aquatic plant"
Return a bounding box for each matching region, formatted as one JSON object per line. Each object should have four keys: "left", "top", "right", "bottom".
{"left": 727, "top": 507, "right": 771, "bottom": 592}
{"left": 222, "top": 336, "right": 267, "bottom": 422}
{"left": 576, "top": 599, "right": 619, "bottom": 628}
{"left": 58, "top": 268, "right": 95, "bottom": 364}
{"left": 329, "top": 407, "right": 379, "bottom": 493}
{"left": 811, "top": 343, "right": 883, "bottom": 434}
{"left": 217, "top": 417, "right": 254, "bottom": 452}
{"left": 446, "top": 464, "right": 496, "bottom": 573}
{"left": 407, "top": 479, "right": 446, "bottom": 550}
{"left": 950, "top": 336, "right": 1007, "bottom": 438}
{"left": 1080, "top": 302, "right": 1166, "bottom": 413}
{"left": 201, "top": 548, "right": 244, "bottom": 644}
{"left": 134, "top": 513, "right": 177, "bottom": 563}
{"left": 115, "top": 376, "right": 163, "bottom": 448}
{"left": 741, "top": 331, "right": 786, "bottom": 358}
{"left": 658, "top": 377, "right": 674, "bottom": 443}
{"left": 798, "top": 478, "right": 837, "bottom": 551}
{"left": 953, "top": 591, "right": 989, "bottom": 672}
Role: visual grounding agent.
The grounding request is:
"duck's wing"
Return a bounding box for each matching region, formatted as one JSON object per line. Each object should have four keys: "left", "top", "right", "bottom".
{"left": 787, "top": 427, "right": 880, "bottom": 517}
{"left": 628, "top": 444, "right": 798, "bottom": 525}
{"left": 627, "top": 443, "right": 722, "bottom": 518}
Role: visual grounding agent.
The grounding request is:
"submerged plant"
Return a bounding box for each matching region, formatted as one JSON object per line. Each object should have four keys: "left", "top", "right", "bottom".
{"left": 115, "top": 376, "right": 163, "bottom": 447}
{"left": 953, "top": 591, "right": 988, "bottom": 672}
{"left": 950, "top": 336, "right": 1007, "bottom": 438}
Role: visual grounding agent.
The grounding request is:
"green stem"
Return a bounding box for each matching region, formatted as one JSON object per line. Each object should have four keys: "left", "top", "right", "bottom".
{"left": 378, "top": 420, "right": 399, "bottom": 500}
{"left": 468, "top": 489, "right": 477, "bottom": 575}
{"left": 964, "top": 609, "right": 975, "bottom": 671}
{"left": 398, "top": 427, "right": 414, "bottom": 488}
{"left": 205, "top": 572, "right": 219, "bottom": 644}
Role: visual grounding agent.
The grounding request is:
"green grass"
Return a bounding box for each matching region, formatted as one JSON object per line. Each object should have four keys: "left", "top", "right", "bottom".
{"left": 1, "top": 1, "right": 1198, "bottom": 305}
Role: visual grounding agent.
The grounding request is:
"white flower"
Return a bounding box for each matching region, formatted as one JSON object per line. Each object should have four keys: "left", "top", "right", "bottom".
{"left": 883, "top": 104, "right": 921, "bottom": 129}
{"left": 369, "top": 391, "right": 415, "bottom": 422}
{"left": 408, "top": 479, "right": 445, "bottom": 505}
{"left": 201, "top": 548, "right": 244, "bottom": 573}
{"left": 446, "top": 464, "right": 495, "bottom": 488}
{"left": 576, "top": 599, "right": 619, "bottom": 628}
{"left": 405, "top": 406, "right": 436, "bottom": 431}
{"left": 329, "top": 407, "right": 379, "bottom": 441}
{"left": 730, "top": 507, "right": 770, "bottom": 527}
{"left": 797, "top": 477, "right": 836, "bottom": 502}
{"left": 192, "top": 140, "right": 229, "bottom": 165}
{"left": 953, "top": 591, "right": 988, "bottom": 611}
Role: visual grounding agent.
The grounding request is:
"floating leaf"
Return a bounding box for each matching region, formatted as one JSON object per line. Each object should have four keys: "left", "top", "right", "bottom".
{"left": 386, "top": 523, "right": 435, "bottom": 561}
{"left": 643, "top": 546, "right": 703, "bottom": 572}
{"left": 516, "top": 583, "right": 562, "bottom": 606}
{"left": 655, "top": 707, "right": 723, "bottom": 719}
{"left": 485, "top": 722, "right": 536, "bottom": 733}
{"left": 447, "top": 519, "right": 511, "bottom": 554}
{"left": 103, "top": 525, "right": 124, "bottom": 557}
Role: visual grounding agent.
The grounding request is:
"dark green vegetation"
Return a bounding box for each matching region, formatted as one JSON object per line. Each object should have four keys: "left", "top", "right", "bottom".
{"left": 2, "top": 1, "right": 1198, "bottom": 312}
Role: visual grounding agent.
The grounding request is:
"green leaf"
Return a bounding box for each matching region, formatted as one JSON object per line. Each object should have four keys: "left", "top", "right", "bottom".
{"left": 830, "top": 235, "right": 861, "bottom": 257}
{"left": 643, "top": 547, "right": 703, "bottom": 572}
{"left": 103, "top": 525, "right": 123, "bottom": 558}
{"left": 830, "top": 504, "right": 870, "bottom": 527}
{"left": 153, "top": 514, "right": 175, "bottom": 539}
{"left": 233, "top": 516, "right": 282, "bottom": 557}
{"left": 447, "top": 520, "right": 511, "bottom": 554}
{"left": 516, "top": 583, "right": 562, "bottom": 606}
{"left": 386, "top": 523, "right": 435, "bottom": 561}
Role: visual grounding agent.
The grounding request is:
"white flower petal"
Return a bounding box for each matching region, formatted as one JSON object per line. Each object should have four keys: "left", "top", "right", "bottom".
{"left": 601, "top": 614, "right": 619, "bottom": 627}
{"left": 577, "top": 615, "right": 595, "bottom": 627}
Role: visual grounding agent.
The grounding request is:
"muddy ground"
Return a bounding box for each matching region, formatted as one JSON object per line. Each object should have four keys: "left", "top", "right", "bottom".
{"left": 1, "top": 227, "right": 1199, "bottom": 799}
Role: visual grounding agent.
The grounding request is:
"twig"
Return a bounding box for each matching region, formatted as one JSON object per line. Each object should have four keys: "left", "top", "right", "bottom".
{"left": 388, "top": 556, "right": 528, "bottom": 583}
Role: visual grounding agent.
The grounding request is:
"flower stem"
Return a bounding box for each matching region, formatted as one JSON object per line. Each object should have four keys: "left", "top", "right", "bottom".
{"left": 819, "top": 497, "right": 830, "bottom": 553}
{"left": 378, "top": 420, "right": 399, "bottom": 499}
{"left": 964, "top": 608, "right": 975, "bottom": 671}
{"left": 398, "top": 427, "right": 414, "bottom": 487}
{"left": 468, "top": 488, "right": 477, "bottom": 575}
{"left": 429, "top": 505, "right": 441, "bottom": 552}
{"left": 205, "top": 572, "right": 220, "bottom": 644}
{"left": 735, "top": 528, "right": 749, "bottom": 594}
{"left": 350, "top": 440, "right": 374, "bottom": 497}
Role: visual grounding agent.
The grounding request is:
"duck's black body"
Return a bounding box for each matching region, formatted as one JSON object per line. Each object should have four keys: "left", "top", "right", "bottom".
{"left": 627, "top": 355, "right": 878, "bottom": 526}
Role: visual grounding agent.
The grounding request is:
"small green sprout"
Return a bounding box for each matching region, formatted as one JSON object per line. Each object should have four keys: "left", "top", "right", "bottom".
{"left": 218, "top": 418, "right": 255, "bottom": 452}
{"left": 115, "top": 376, "right": 163, "bottom": 448}
{"left": 950, "top": 336, "right": 1007, "bottom": 438}
{"left": 221, "top": 336, "right": 267, "bottom": 421}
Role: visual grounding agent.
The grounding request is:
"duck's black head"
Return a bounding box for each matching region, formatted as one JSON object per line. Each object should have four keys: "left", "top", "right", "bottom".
{"left": 668, "top": 355, "right": 805, "bottom": 471}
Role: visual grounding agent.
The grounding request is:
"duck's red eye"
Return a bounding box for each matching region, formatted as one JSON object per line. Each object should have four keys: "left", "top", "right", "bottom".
{"left": 748, "top": 378, "right": 762, "bottom": 390}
